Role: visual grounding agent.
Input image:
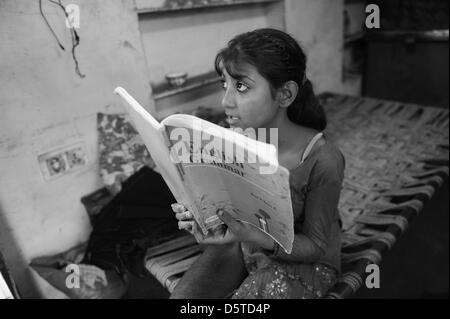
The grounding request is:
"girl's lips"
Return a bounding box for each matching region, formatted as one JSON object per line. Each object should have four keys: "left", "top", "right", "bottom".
{"left": 226, "top": 115, "right": 240, "bottom": 125}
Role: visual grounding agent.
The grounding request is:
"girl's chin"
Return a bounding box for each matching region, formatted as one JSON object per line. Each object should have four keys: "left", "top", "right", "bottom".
{"left": 230, "top": 124, "right": 260, "bottom": 131}
{"left": 229, "top": 123, "right": 248, "bottom": 130}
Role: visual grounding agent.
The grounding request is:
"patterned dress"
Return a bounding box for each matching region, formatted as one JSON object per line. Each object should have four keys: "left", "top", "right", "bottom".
{"left": 232, "top": 133, "right": 345, "bottom": 299}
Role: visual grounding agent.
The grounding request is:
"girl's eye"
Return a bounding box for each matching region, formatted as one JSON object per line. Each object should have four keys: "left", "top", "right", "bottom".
{"left": 220, "top": 80, "right": 227, "bottom": 90}
{"left": 236, "top": 81, "right": 249, "bottom": 93}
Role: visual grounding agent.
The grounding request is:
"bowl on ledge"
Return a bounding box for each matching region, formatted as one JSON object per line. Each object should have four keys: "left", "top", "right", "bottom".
{"left": 165, "top": 72, "right": 188, "bottom": 87}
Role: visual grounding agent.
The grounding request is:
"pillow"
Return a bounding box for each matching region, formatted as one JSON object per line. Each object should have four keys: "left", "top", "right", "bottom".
{"left": 29, "top": 243, "right": 128, "bottom": 299}
{"left": 97, "top": 113, "right": 156, "bottom": 195}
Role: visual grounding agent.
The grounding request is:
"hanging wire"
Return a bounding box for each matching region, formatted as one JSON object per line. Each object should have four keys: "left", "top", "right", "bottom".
{"left": 39, "top": 0, "right": 65, "bottom": 50}
{"left": 39, "top": 0, "right": 85, "bottom": 78}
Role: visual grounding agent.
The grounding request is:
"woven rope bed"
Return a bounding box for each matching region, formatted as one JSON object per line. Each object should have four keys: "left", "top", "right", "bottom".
{"left": 320, "top": 93, "right": 449, "bottom": 298}
{"left": 144, "top": 92, "right": 449, "bottom": 298}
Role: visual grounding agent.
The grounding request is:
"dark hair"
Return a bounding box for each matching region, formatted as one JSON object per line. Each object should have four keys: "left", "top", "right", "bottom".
{"left": 214, "top": 28, "right": 326, "bottom": 131}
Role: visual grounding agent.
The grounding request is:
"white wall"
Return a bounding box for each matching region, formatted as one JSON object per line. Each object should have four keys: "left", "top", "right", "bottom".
{"left": 138, "top": 1, "right": 286, "bottom": 117}
{"left": 0, "top": 0, "right": 151, "bottom": 298}
{"left": 139, "top": 2, "right": 285, "bottom": 86}
{"left": 0, "top": 0, "right": 356, "bottom": 299}
{"left": 141, "top": 0, "right": 354, "bottom": 117}
{"left": 285, "top": 0, "right": 344, "bottom": 94}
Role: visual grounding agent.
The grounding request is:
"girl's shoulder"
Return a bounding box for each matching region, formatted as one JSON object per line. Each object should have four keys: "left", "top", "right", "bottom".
{"left": 313, "top": 139, "right": 345, "bottom": 166}
{"left": 290, "top": 139, "right": 345, "bottom": 188}
{"left": 309, "top": 140, "right": 345, "bottom": 185}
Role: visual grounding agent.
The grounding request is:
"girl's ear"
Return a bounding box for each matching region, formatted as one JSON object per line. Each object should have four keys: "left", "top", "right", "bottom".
{"left": 277, "top": 81, "right": 299, "bottom": 108}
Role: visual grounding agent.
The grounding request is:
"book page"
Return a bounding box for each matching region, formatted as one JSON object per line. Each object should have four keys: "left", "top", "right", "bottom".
{"left": 113, "top": 87, "right": 189, "bottom": 205}
{"left": 163, "top": 114, "right": 294, "bottom": 253}
{"left": 0, "top": 272, "right": 13, "bottom": 299}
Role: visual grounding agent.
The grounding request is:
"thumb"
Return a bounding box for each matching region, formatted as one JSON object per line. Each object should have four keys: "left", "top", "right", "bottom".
{"left": 217, "top": 210, "right": 240, "bottom": 233}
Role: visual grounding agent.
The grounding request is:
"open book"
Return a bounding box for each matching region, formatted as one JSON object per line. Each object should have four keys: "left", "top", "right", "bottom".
{"left": 114, "top": 87, "right": 294, "bottom": 253}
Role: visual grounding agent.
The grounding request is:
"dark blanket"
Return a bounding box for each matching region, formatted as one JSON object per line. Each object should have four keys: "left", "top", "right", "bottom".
{"left": 82, "top": 166, "right": 181, "bottom": 277}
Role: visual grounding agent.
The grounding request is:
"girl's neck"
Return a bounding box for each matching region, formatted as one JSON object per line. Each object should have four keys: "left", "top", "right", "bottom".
{"left": 261, "top": 108, "right": 318, "bottom": 154}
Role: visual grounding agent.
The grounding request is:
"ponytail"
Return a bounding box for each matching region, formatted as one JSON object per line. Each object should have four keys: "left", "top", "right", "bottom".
{"left": 287, "top": 80, "right": 327, "bottom": 131}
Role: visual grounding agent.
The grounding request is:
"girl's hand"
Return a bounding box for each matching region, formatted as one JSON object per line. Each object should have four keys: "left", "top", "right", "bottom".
{"left": 171, "top": 203, "right": 275, "bottom": 250}
{"left": 171, "top": 203, "right": 201, "bottom": 238}
{"left": 171, "top": 203, "right": 235, "bottom": 243}
{"left": 214, "top": 210, "right": 276, "bottom": 250}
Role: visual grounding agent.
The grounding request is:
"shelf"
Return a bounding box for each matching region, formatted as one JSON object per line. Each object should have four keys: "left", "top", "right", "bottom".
{"left": 365, "top": 29, "right": 449, "bottom": 42}
{"left": 344, "top": 31, "right": 365, "bottom": 44}
{"left": 136, "top": 0, "right": 282, "bottom": 14}
{"left": 152, "top": 71, "right": 221, "bottom": 100}
{"left": 343, "top": 70, "right": 362, "bottom": 82}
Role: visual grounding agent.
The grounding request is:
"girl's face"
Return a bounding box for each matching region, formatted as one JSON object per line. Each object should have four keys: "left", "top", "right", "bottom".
{"left": 220, "top": 62, "right": 279, "bottom": 130}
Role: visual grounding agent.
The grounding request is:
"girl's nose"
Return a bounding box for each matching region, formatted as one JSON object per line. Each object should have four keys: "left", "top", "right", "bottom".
{"left": 221, "top": 87, "right": 236, "bottom": 109}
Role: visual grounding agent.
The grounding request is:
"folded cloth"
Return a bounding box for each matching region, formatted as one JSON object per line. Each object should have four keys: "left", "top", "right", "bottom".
{"left": 29, "top": 244, "right": 128, "bottom": 299}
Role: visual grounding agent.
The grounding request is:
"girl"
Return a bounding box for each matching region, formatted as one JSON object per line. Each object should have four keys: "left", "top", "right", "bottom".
{"left": 171, "top": 28, "right": 345, "bottom": 299}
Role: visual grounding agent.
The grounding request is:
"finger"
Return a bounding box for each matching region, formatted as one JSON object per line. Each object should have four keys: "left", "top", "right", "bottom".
{"left": 202, "top": 229, "right": 234, "bottom": 245}
{"left": 178, "top": 221, "right": 195, "bottom": 232}
{"left": 175, "top": 210, "right": 193, "bottom": 221}
{"left": 217, "top": 210, "right": 241, "bottom": 233}
{"left": 210, "top": 224, "right": 227, "bottom": 237}
{"left": 171, "top": 203, "right": 186, "bottom": 214}
{"left": 192, "top": 222, "right": 206, "bottom": 243}
{"left": 171, "top": 203, "right": 187, "bottom": 213}
{"left": 201, "top": 237, "right": 220, "bottom": 245}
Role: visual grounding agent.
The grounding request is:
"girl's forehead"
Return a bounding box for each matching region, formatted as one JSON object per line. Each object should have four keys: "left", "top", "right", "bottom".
{"left": 220, "top": 61, "right": 261, "bottom": 81}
